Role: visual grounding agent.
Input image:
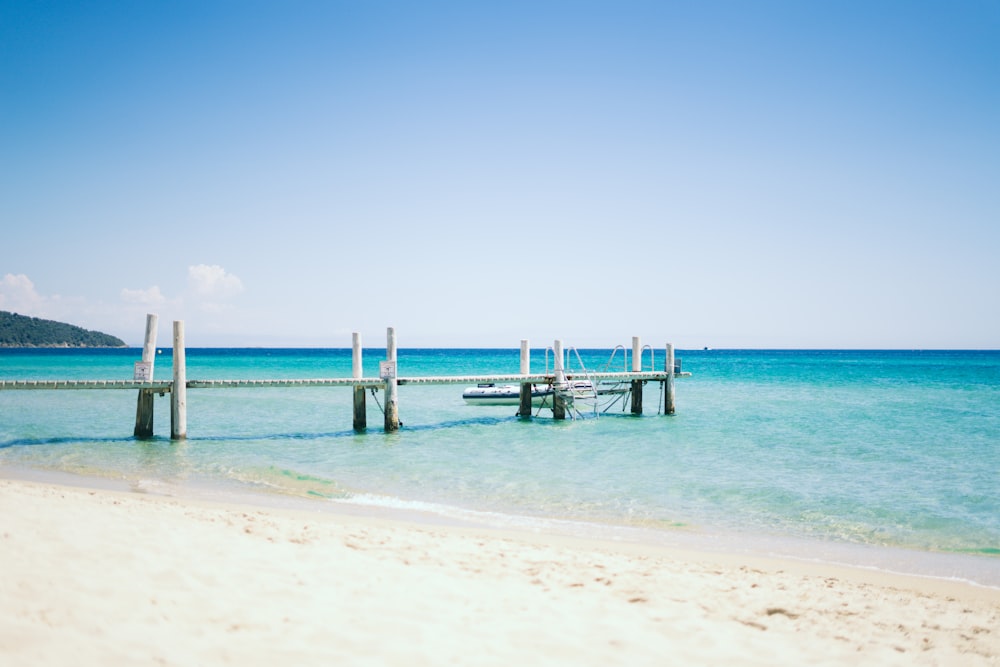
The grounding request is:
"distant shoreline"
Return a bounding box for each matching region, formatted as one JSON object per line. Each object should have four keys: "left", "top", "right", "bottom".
{"left": 0, "top": 343, "right": 128, "bottom": 349}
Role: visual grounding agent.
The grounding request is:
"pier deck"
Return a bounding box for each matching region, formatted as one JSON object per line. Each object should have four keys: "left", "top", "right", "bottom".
{"left": 0, "top": 370, "right": 686, "bottom": 392}
{"left": 0, "top": 380, "right": 174, "bottom": 391}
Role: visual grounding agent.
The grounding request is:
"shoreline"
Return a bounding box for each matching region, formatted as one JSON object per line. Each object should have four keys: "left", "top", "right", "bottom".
{"left": 6, "top": 463, "right": 999, "bottom": 590}
{"left": 2, "top": 471, "right": 998, "bottom": 665}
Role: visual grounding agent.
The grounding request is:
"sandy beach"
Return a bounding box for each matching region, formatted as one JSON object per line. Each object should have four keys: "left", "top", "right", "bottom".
{"left": 0, "top": 476, "right": 997, "bottom": 666}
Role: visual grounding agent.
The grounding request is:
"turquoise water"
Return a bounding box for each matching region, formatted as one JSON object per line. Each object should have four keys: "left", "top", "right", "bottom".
{"left": 2, "top": 347, "right": 998, "bottom": 585}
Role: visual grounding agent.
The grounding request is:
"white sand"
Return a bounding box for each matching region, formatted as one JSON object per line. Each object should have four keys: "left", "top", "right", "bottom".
{"left": 1, "top": 476, "right": 997, "bottom": 666}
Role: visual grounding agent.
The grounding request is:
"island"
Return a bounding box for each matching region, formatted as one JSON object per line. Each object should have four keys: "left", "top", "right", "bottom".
{"left": 0, "top": 311, "right": 127, "bottom": 347}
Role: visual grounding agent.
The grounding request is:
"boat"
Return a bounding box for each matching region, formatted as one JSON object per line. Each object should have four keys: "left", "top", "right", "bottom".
{"left": 553, "top": 379, "right": 598, "bottom": 411}
{"left": 462, "top": 383, "right": 553, "bottom": 406}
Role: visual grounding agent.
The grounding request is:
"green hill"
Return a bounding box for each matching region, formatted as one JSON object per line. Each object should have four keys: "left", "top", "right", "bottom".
{"left": 0, "top": 311, "right": 127, "bottom": 347}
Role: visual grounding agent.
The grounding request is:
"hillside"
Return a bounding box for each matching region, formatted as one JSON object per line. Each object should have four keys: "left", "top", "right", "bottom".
{"left": 0, "top": 311, "right": 127, "bottom": 347}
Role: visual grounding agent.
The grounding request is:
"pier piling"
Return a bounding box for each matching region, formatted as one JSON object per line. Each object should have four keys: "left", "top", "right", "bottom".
{"left": 665, "top": 343, "right": 676, "bottom": 415}
{"left": 552, "top": 339, "right": 567, "bottom": 420}
{"left": 518, "top": 339, "right": 532, "bottom": 418}
{"left": 352, "top": 332, "right": 366, "bottom": 431}
{"left": 630, "top": 336, "right": 643, "bottom": 415}
{"left": 171, "top": 321, "right": 187, "bottom": 439}
{"left": 133, "top": 313, "right": 159, "bottom": 437}
{"left": 383, "top": 327, "right": 399, "bottom": 432}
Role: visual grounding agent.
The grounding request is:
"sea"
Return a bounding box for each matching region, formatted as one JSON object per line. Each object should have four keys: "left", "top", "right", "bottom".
{"left": 2, "top": 347, "right": 998, "bottom": 587}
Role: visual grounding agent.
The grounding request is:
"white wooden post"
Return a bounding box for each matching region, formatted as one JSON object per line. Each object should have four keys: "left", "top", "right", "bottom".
{"left": 352, "top": 332, "right": 366, "bottom": 431}
{"left": 630, "top": 335, "right": 643, "bottom": 414}
{"left": 384, "top": 327, "right": 399, "bottom": 431}
{"left": 552, "top": 339, "right": 566, "bottom": 420}
{"left": 665, "top": 343, "right": 676, "bottom": 415}
{"left": 170, "top": 320, "right": 187, "bottom": 439}
{"left": 134, "top": 313, "right": 159, "bottom": 437}
{"left": 142, "top": 313, "right": 158, "bottom": 377}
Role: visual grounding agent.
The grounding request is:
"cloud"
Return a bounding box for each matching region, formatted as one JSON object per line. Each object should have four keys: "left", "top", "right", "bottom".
{"left": 1, "top": 268, "right": 244, "bottom": 343}
{"left": 0, "top": 273, "right": 44, "bottom": 314}
{"left": 120, "top": 285, "right": 167, "bottom": 305}
{"left": 188, "top": 264, "right": 244, "bottom": 299}
{"left": 0, "top": 273, "right": 111, "bottom": 332}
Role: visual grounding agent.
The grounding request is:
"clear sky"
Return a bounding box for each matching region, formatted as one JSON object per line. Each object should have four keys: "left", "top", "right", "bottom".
{"left": 2, "top": 1, "right": 998, "bottom": 348}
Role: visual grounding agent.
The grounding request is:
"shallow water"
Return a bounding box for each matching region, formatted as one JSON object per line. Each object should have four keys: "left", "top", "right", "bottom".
{"left": 2, "top": 347, "right": 998, "bottom": 585}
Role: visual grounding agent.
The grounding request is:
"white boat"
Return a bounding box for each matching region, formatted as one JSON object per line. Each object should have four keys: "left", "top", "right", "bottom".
{"left": 462, "top": 383, "right": 553, "bottom": 406}
{"left": 554, "top": 380, "right": 597, "bottom": 410}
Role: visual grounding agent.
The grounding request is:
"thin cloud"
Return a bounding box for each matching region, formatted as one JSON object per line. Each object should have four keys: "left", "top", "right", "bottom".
{"left": 120, "top": 285, "right": 167, "bottom": 305}
{"left": 188, "top": 264, "right": 244, "bottom": 299}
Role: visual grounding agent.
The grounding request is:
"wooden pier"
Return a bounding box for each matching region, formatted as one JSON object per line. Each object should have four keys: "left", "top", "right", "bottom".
{"left": 0, "top": 317, "right": 689, "bottom": 439}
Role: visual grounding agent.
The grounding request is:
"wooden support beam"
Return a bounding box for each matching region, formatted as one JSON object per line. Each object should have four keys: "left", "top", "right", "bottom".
{"left": 631, "top": 380, "right": 643, "bottom": 414}
{"left": 134, "top": 388, "right": 155, "bottom": 437}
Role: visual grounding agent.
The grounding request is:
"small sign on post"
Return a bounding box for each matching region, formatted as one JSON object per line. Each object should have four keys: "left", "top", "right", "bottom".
{"left": 379, "top": 360, "right": 397, "bottom": 380}
{"left": 134, "top": 361, "right": 153, "bottom": 382}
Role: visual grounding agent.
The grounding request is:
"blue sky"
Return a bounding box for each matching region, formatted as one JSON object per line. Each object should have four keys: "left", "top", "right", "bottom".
{"left": 2, "top": 1, "right": 998, "bottom": 348}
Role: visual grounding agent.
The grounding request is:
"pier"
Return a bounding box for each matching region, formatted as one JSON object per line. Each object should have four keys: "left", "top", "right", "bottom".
{"left": 0, "top": 317, "right": 689, "bottom": 438}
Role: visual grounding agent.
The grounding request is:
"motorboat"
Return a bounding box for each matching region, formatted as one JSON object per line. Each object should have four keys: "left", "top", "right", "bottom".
{"left": 462, "top": 383, "right": 553, "bottom": 406}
